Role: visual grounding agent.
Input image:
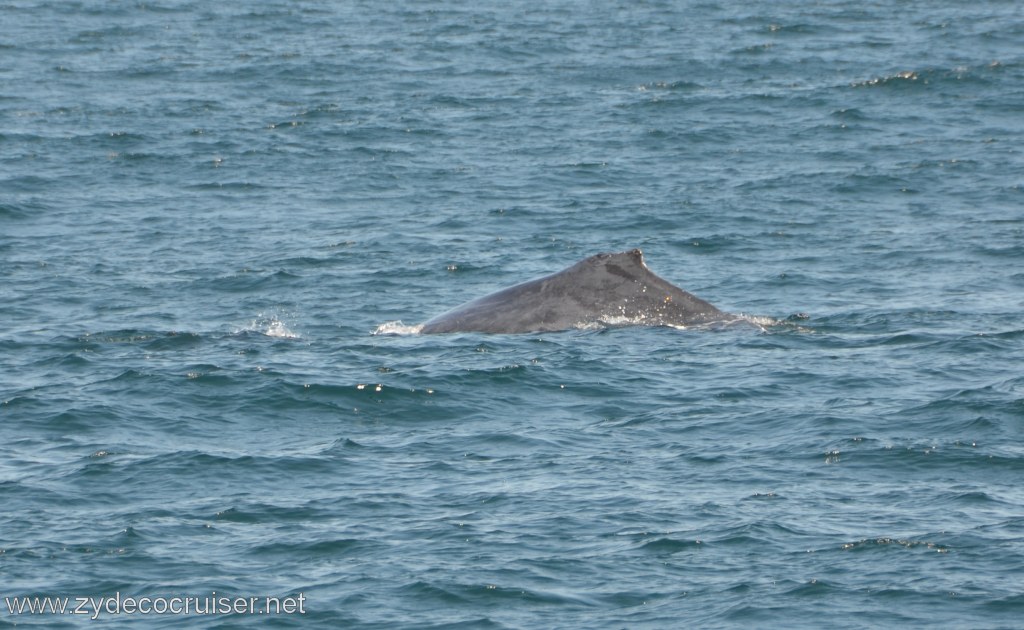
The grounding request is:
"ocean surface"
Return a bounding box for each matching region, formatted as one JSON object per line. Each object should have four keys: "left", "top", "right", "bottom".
{"left": 2, "top": 0, "right": 1023, "bottom": 627}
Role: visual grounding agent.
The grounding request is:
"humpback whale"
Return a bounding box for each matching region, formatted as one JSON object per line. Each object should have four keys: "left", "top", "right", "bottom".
{"left": 420, "top": 249, "right": 733, "bottom": 334}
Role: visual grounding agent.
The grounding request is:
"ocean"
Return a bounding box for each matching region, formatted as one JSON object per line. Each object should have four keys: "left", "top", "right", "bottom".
{"left": 2, "top": 0, "right": 1023, "bottom": 627}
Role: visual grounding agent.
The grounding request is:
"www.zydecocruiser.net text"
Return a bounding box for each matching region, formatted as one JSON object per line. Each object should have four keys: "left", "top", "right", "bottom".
{"left": 5, "top": 592, "right": 306, "bottom": 620}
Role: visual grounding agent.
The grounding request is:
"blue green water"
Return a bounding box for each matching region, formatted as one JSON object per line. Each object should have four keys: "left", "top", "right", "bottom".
{"left": 2, "top": 1, "right": 1023, "bottom": 627}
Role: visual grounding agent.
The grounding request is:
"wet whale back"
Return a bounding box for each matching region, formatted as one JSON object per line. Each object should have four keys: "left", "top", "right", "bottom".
{"left": 420, "top": 249, "right": 725, "bottom": 334}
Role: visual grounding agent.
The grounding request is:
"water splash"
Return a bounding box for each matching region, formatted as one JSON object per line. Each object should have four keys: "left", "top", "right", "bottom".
{"left": 372, "top": 321, "right": 424, "bottom": 336}
{"left": 264, "top": 319, "right": 299, "bottom": 339}
{"left": 241, "top": 313, "right": 300, "bottom": 339}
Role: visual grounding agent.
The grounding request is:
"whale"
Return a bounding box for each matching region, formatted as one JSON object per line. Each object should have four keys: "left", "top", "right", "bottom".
{"left": 420, "top": 248, "right": 735, "bottom": 334}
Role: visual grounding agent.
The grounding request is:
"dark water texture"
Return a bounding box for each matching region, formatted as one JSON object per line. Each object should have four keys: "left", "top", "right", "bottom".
{"left": 2, "top": 0, "right": 1023, "bottom": 627}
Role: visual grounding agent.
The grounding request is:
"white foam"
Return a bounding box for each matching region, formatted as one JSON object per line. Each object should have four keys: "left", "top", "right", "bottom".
{"left": 372, "top": 321, "right": 424, "bottom": 336}
{"left": 737, "top": 314, "right": 779, "bottom": 330}
{"left": 239, "top": 313, "right": 301, "bottom": 339}
{"left": 264, "top": 319, "right": 299, "bottom": 339}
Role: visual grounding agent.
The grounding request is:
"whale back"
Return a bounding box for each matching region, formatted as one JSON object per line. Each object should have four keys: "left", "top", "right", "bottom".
{"left": 420, "top": 249, "right": 725, "bottom": 334}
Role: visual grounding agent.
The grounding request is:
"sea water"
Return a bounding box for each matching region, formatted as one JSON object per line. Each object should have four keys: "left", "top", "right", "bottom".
{"left": 2, "top": 1, "right": 1023, "bottom": 627}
